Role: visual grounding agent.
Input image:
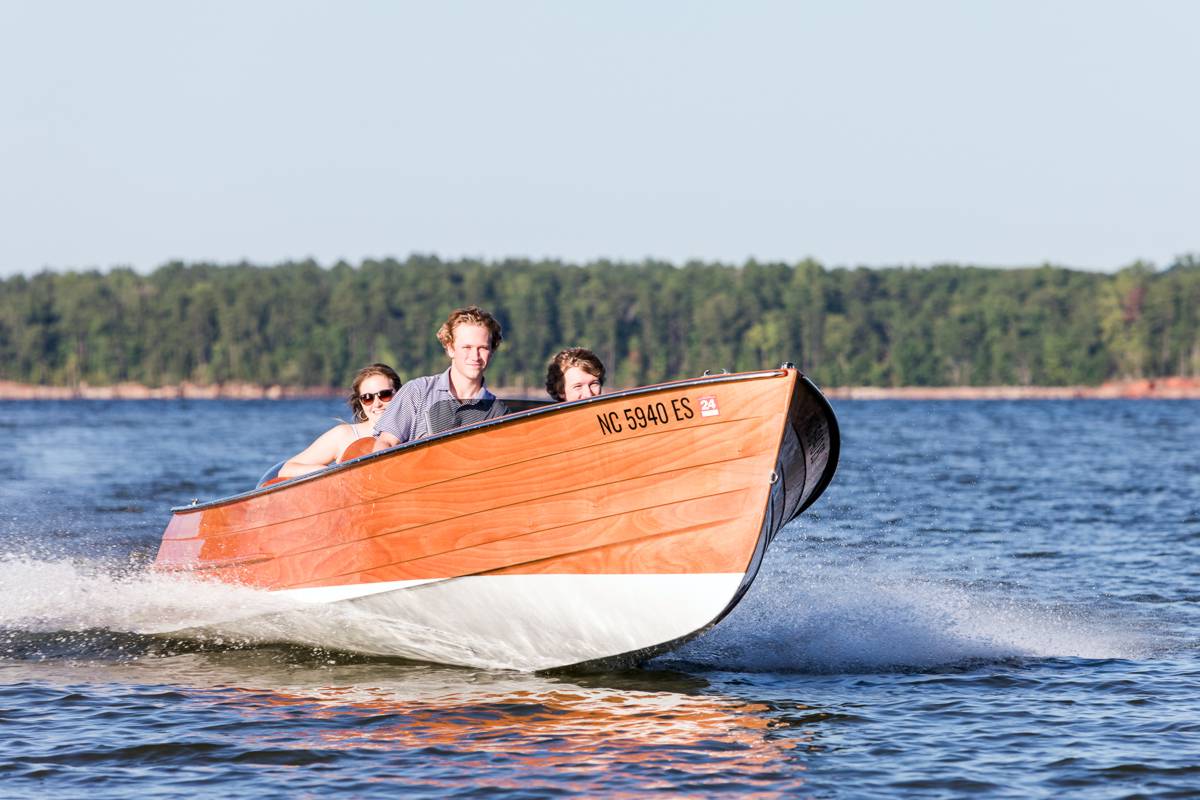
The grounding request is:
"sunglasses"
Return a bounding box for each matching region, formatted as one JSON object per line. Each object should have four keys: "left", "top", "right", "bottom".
{"left": 358, "top": 389, "right": 396, "bottom": 405}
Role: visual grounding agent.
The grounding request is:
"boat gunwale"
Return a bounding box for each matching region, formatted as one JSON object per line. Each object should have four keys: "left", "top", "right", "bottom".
{"left": 172, "top": 369, "right": 792, "bottom": 513}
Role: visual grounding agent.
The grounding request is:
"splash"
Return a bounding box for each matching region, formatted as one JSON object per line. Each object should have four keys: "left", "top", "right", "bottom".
{"left": 0, "top": 554, "right": 296, "bottom": 635}
{"left": 0, "top": 555, "right": 540, "bottom": 670}
{"left": 0, "top": 553, "right": 1156, "bottom": 674}
{"left": 665, "top": 565, "right": 1155, "bottom": 673}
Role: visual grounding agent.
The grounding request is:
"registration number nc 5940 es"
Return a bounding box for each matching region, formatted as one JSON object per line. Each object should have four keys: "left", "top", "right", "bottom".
{"left": 596, "top": 397, "right": 696, "bottom": 436}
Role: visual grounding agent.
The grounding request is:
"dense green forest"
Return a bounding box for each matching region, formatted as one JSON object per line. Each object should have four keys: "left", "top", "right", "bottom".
{"left": 2, "top": 255, "right": 1199, "bottom": 390}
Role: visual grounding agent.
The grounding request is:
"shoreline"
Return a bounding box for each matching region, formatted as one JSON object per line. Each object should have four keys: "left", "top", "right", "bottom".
{"left": 2, "top": 376, "right": 1199, "bottom": 401}
{"left": 823, "top": 376, "right": 1200, "bottom": 399}
{"left": 0, "top": 380, "right": 340, "bottom": 400}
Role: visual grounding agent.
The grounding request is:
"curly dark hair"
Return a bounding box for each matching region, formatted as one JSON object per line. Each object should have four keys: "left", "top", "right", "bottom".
{"left": 545, "top": 348, "right": 606, "bottom": 402}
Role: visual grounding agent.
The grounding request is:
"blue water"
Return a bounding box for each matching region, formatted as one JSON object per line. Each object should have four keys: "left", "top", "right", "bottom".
{"left": 2, "top": 398, "right": 1198, "bottom": 797}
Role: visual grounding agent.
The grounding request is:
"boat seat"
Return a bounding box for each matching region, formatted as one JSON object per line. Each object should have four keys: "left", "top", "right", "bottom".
{"left": 338, "top": 436, "right": 375, "bottom": 463}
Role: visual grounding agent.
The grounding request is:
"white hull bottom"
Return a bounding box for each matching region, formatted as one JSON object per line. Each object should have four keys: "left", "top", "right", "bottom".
{"left": 203, "top": 573, "right": 745, "bottom": 671}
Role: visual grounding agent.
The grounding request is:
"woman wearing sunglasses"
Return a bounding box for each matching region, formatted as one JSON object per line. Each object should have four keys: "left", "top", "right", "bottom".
{"left": 278, "top": 363, "right": 401, "bottom": 479}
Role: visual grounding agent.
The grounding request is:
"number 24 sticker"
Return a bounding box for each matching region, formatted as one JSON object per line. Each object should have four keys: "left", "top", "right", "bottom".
{"left": 698, "top": 395, "right": 720, "bottom": 417}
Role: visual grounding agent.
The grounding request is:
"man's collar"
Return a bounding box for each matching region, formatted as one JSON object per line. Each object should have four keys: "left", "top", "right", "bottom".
{"left": 432, "top": 367, "right": 453, "bottom": 395}
{"left": 435, "top": 366, "right": 494, "bottom": 402}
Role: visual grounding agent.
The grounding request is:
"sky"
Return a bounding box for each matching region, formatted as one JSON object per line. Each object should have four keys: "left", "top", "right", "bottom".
{"left": 1, "top": 0, "right": 1197, "bottom": 277}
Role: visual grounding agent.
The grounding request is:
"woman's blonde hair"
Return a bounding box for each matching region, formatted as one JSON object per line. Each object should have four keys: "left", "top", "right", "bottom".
{"left": 436, "top": 306, "right": 503, "bottom": 351}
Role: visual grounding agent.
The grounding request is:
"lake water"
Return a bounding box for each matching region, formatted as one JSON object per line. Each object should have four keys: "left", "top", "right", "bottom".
{"left": 2, "top": 397, "right": 1198, "bottom": 797}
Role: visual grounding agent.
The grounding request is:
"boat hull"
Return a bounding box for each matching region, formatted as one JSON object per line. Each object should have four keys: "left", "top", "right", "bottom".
{"left": 235, "top": 574, "right": 741, "bottom": 671}
{"left": 154, "top": 368, "right": 839, "bottom": 669}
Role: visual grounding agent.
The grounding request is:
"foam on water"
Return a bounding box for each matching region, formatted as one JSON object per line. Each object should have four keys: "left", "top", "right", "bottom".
{"left": 0, "top": 554, "right": 539, "bottom": 669}
{"left": 0, "top": 554, "right": 302, "bottom": 652}
{"left": 0, "top": 552, "right": 1156, "bottom": 673}
{"left": 665, "top": 563, "right": 1155, "bottom": 673}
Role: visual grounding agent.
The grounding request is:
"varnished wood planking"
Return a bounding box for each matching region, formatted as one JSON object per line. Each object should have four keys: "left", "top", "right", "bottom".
{"left": 156, "top": 371, "right": 799, "bottom": 588}
{"left": 484, "top": 515, "right": 762, "bottom": 577}
{"left": 191, "top": 454, "right": 770, "bottom": 587}
{"left": 175, "top": 413, "right": 781, "bottom": 569}
{"left": 188, "top": 376, "right": 790, "bottom": 536}
{"left": 290, "top": 490, "right": 764, "bottom": 588}
{"left": 161, "top": 511, "right": 201, "bottom": 540}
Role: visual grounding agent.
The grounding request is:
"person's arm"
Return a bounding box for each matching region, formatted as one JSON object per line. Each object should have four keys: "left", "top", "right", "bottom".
{"left": 278, "top": 425, "right": 349, "bottom": 478}
{"left": 372, "top": 382, "right": 419, "bottom": 451}
{"left": 372, "top": 431, "right": 400, "bottom": 452}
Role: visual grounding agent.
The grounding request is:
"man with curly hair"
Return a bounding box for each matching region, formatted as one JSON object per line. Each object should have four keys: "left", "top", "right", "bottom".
{"left": 373, "top": 306, "right": 509, "bottom": 449}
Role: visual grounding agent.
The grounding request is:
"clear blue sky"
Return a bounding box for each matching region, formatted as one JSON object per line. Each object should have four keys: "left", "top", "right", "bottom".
{"left": 2, "top": 0, "right": 1196, "bottom": 276}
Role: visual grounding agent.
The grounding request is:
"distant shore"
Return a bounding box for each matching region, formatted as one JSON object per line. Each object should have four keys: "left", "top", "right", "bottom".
{"left": 3, "top": 376, "right": 1200, "bottom": 401}
{"left": 0, "top": 380, "right": 340, "bottom": 400}
{"left": 821, "top": 376, "right": 1200, "bottom": 400}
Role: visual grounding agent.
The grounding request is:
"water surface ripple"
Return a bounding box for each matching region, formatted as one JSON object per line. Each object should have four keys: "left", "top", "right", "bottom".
{"left": 2, "top": 398, "right": 1198, "bottom": 797}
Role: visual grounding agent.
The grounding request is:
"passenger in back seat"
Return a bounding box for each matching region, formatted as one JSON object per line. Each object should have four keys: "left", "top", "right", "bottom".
{"left": 278, "top": 363, "right": 401, "bottom": 479}
{"left": 545, "top": 348, "right": 606, "bottom": 402}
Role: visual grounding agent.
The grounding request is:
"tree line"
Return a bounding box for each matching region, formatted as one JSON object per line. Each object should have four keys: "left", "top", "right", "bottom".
{"left": 2, "top": 255, "right": 1198, "bottom": 391}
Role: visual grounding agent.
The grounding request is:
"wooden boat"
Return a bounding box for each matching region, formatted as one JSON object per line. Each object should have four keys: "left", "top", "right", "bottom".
{"left": 154, "top": 366, "right": 840, "bottom": 670}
